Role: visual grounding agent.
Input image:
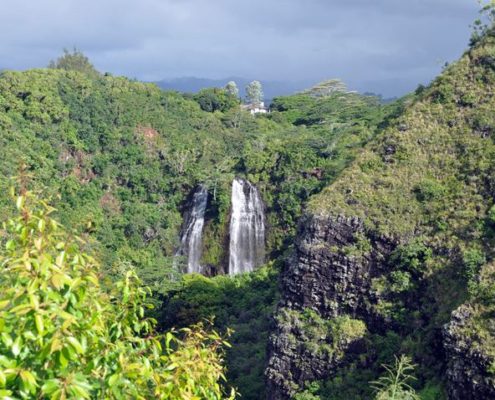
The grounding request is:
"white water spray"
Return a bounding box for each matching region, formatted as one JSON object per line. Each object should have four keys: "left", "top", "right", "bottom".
{"left": 177, "top": 185, "right": 208, "bottom": 274}
{"left": 228, "top": 178, "right": 265, "bottom": 275}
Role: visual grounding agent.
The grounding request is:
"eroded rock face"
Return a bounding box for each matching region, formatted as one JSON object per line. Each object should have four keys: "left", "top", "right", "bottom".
{"left": 444, "top": 305, "right": 495, "bottom": 400}
{"left": 265, "top": 213, "right": 495, "bottom": 399}
{"left": 265, "top": 214, "right": 396, "bottom": 399}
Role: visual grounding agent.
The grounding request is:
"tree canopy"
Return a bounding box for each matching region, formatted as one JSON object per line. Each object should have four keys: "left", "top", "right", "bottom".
{"left": 245, "top": 81, "right": 263, "bottom": 105}
{"left": 225, "top": 81, "right": 239, "bottom": 98}
{"left": 48, "top": 48, "right": 100, "bottom": 78}
{"left": 193, "top": 87, "right": 239, "bottom": 113}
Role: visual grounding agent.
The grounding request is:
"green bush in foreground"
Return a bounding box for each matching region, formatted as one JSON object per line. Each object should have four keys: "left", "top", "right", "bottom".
{"left": 0, "top": 189, "right": 234, "bottom": 399}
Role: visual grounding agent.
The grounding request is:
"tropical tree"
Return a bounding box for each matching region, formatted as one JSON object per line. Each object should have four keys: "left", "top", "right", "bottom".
{"left": 0, "top": 187, "right": 234, "bottom": 399}
{"left": 225, "top": 81, "right": 239, "bottom": 98}
{"left": 48, "top": 48, "right": 100, "bottom": 78}
{"left": 194, "top": 87, "right": 239, "bottom": 113}
{"left": 246, "top": 81, "right": 263, "bottom": 105}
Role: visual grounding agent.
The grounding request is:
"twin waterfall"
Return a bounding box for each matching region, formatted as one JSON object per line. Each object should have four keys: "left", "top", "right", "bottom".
{"left": 228, "top": 178, "right": 265, "bottom": 275}
{"left": 176, "top": 178, "right": 265, "bottom": 275}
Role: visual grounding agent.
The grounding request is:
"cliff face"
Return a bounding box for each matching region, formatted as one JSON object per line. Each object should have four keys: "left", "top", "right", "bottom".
{"left": 278, "top": 215, "right": 389, "bottom": 317}
{"left": 444, "top": 305, "right": 495, "bottom": 400}
{"left": 443, "top": 260, "right": 495, "bottom": 400}
{"left": 266, "top": 215, "right": 396, "bottom": 399}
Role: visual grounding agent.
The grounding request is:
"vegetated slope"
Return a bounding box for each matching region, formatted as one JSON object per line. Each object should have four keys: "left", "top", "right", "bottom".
{"left": 0, "top": 68, "right": 239, "bottom": 288}
{"left": 266, "top": 29, "right": 495, "bottom": 399}
{"left": 0, "top": 68, "right": 389, "bottom": 287}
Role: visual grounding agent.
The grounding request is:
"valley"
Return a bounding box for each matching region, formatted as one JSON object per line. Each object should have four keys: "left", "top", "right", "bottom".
{"left": 1, "top": 5, "right": 495, "bottom": 399}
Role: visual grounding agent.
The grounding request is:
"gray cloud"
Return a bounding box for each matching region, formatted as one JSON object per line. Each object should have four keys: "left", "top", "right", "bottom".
{"left": 0, "top": 0, "right": 480, "bottom": 96}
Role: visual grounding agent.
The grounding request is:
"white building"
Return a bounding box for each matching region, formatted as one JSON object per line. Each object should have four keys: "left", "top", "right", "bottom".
{"left": 242, "top": 101, "right": 268, "bottom": 115}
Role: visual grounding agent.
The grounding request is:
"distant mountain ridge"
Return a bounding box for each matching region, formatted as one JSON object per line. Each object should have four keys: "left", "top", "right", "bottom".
{"left": 154, "top": 76, "right": 311, "bottom": 102}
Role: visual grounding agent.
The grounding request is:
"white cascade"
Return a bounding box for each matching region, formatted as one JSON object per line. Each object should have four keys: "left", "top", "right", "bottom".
{"left": 177, "top": 185, "right": 208, "bottom": 274}
{"left": 228, "top": 178, "right": 265, "bottom": 275}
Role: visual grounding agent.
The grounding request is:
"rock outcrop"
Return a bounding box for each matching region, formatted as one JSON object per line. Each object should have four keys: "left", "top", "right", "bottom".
{"left": 266, "top": 214, "right": 396, "bottom": 399}
{"left": 444, "top": 304, "right": 495, "bottom": 399}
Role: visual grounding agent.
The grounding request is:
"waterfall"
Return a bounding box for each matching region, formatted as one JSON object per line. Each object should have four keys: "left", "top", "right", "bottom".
{"left": 229, "top": 178, "right": 265, "bottom": 275}
{"left": 177, "top": 185, "right": 208, "bottom": 274}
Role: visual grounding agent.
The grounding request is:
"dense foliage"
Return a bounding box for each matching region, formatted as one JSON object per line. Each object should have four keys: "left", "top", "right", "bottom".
{"left": 0, "top": 189, "right": 233, "bottom": 399}
{"left": 159, "top": 265, "right": 279, "bottom": 400}
{"left": 193, "top": 87, "right": 239, "bottom": 113}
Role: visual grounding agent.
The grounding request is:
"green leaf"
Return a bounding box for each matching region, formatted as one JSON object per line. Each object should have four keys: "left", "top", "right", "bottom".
{"left": 41, "top": 379, "right": 60, "bottom": 395}
{"left": 16, "top": 196, "right": 24, "bottom": 211}
{"left": 34, "top": 314, "right": 44, "bottom": 335}
{"left": 69, "top": 383, "right": 90, "bottom": 399}
{"left": 0, "top": 333, "right": 12, "bottom": 348}
{"left": 108, "top": 374, "right": 120, "bottom": 386}
{"left": 58, "top": 349, "right": 69, "bottom": 368}
{"left": 0, "top": 389, "right": 14, "bottom": 400}
{"left": 19, "top": 370, "right": 37, "bottom": 393}
{"left": 0, "top": 370, "right": 6, "bottom": 387}
{"left": 11, "top": 337, "right": 21, "bottom": 357}
{"left": 66, "top": 336, "right": 84, "bottom": 355}
{"left": 37, "top": 219, "right": 45, "bottom": 232}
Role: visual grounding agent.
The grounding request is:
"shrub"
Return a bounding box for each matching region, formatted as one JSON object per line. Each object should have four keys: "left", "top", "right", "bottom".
{"left": 389, "top": 271, "right": 413, "bottom": 293}
{"left": 294, "top": 382, "right": 322, "bottom": 400}
{"left": 413, "top": 179, "right": 446, "bottom": 202}
{"left": 371, "top": 355, "right": 419, "bottom": 400}
{"left": 462, "top": 247, "right": 486, "bottom": 281}
{"left": 390, "top": 239, "right": 432, "bottom": 276}
{"left": 462, "top": 246, "right": 487, "bottom": 297}
{"left": 0, "top": 189, "right": 234, "bottom": 399}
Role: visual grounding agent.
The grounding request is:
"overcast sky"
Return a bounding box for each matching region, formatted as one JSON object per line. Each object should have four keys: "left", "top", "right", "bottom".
{"left": 0, "top": 0, "right": 480, "bottom": 97}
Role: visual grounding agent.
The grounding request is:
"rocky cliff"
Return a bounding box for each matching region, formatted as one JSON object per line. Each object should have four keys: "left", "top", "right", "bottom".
{"left": 444, "top": 262, "right": 495, "bottom": 400}
{"left": 266, "top": 215, "right": 396, "bottom": 399}
{"left": 444, "top": 305, "right": 495, "bottom": 400}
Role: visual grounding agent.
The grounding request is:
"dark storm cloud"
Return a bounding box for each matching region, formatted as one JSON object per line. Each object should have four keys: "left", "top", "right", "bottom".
{"left": 0, "top": 0, "right": 480, "bottom": 96}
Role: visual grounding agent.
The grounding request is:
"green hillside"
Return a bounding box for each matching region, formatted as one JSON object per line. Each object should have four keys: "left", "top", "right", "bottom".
{"left": 285, "top": 23, "right": 495, "bottom": 400}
